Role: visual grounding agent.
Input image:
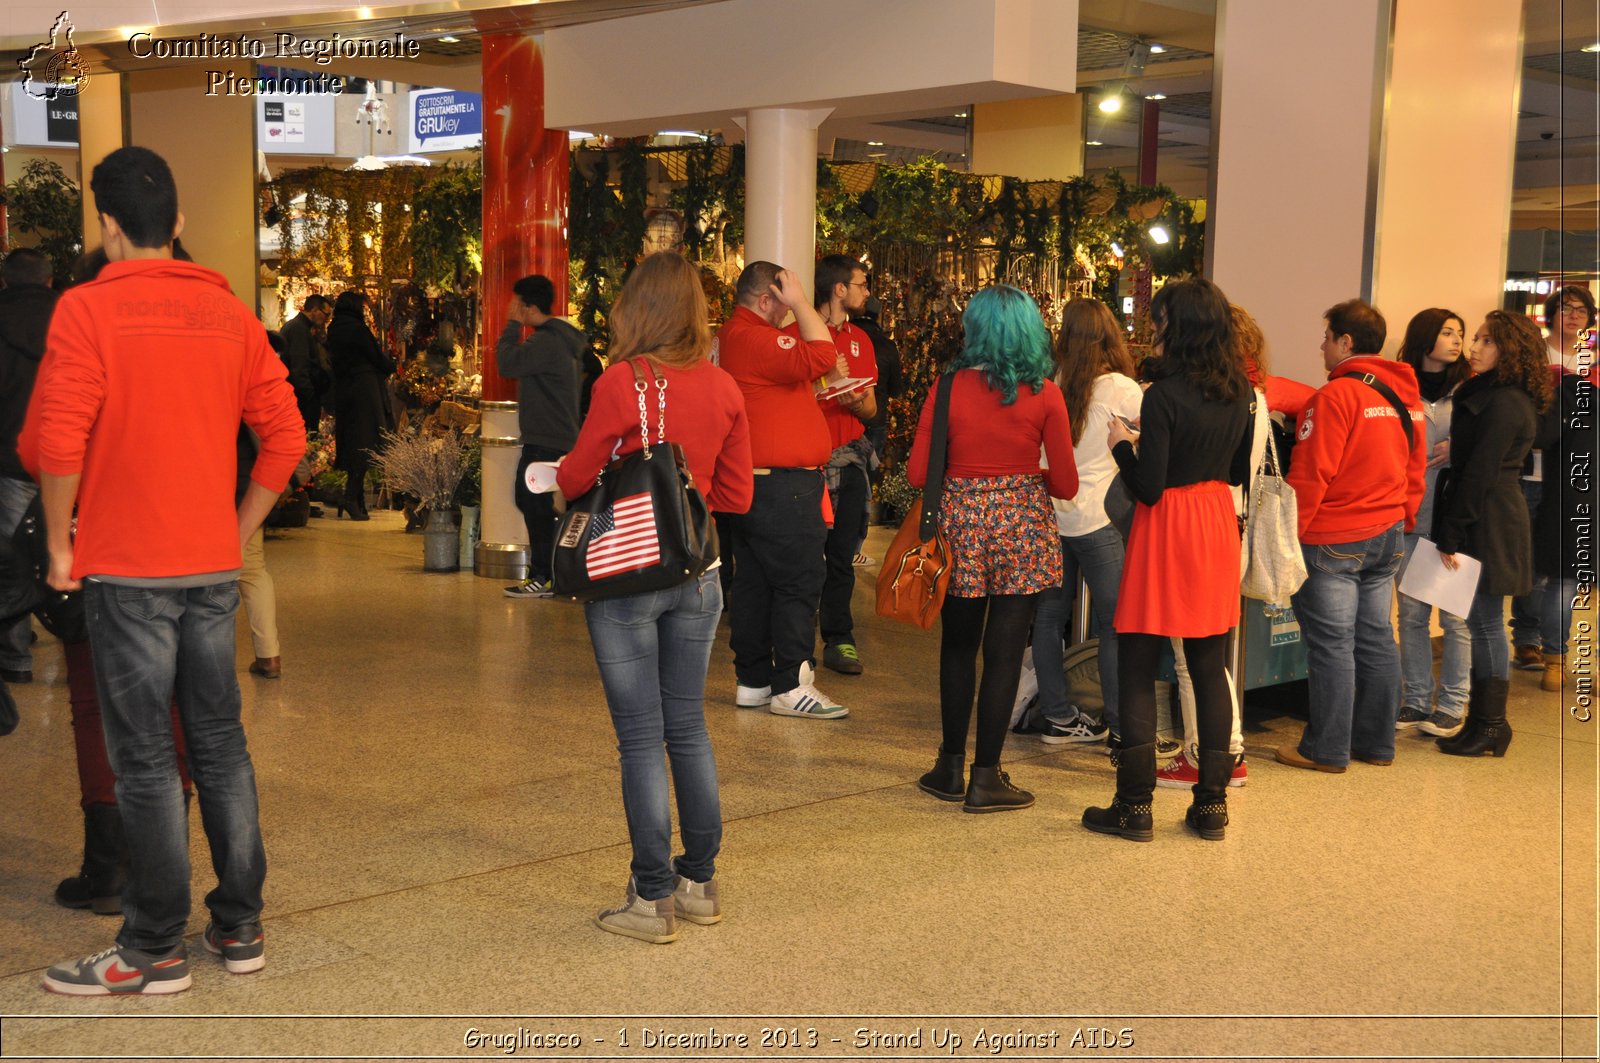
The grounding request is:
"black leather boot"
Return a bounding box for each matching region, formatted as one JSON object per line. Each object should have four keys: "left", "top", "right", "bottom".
{"left": 917, "top": 751, "right": 966, "bottom": 802}
{"left": 963, "top": 765, "right": 1034, "bottom": 813}
{"left": 1083, "top": 742, "right": 1155, "bottom": 841}
{"left": 54, "top": 803, "right": 127, "bottom": 914}
{"left": 1185, "top": 749, "right": 1232, "bottom": 841}
{"left": 1439, "top": 677, "right": 1512, "bottom": 757}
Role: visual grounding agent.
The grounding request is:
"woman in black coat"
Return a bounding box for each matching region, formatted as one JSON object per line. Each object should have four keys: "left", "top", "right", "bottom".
{"left": 1434, "top": 310, "right": 1551, "bottom": 757}
{"left": 326, "top": 291, "right": 395, "bottom": 520}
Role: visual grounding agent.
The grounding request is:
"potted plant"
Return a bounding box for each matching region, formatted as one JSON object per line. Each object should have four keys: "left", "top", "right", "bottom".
{"left": 371, "top": 427, "right": 472, "bottom": 571}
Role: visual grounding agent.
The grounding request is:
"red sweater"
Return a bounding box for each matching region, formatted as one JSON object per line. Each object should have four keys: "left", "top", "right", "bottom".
{"left": 713, "top": 306, "right": 834, "bottom": 468}
{"left": 1287, "top": 355, "right": 1427, "bottom": 544}
{"left": 558, "top": 358, "right": 753, "bottom": 516}
{"left": 782, "top": 319, "right": 877, "bottom": 449}
{"left": 908, "top": 369, "right": 1078, "bottom": 499}
{"left": 20, "top": 259, "right": 305, "bottom": 580}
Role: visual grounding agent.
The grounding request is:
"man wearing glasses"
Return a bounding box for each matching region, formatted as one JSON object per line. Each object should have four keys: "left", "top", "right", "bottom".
{"left": 788, "top": 255, "right": 877, "bottom": 678}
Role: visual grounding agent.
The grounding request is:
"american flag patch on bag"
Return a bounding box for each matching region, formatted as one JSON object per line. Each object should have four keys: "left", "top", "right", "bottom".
{"left": 586, "top": 492, "right": 661, "bottom": 579}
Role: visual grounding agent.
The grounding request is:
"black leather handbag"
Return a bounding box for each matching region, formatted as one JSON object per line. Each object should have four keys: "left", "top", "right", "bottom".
{"left": 6, "top": 495, "right": 88, "bottom": 644}
{"left": 551, "top": 358, "right": 719, "bottom": 602}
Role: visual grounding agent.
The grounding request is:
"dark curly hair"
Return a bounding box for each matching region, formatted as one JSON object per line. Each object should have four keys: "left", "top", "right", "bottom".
{"left": 1145, "top": 278, "right": 1250, "bottom": 403}
{"left": 1480, "top": 310, "right": 1552, "bottom": 413}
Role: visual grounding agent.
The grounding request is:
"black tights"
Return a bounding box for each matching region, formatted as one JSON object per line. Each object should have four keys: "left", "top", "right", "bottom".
{"left": 1118, "top": 632, "right": 1231, "bottom": 752}
{"left": 939, "top": 594, "right": 1038, "bottom": 768}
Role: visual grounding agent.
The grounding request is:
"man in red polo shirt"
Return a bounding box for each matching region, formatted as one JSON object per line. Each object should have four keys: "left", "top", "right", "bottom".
{"left": 714, "top": 262, "right": 849, "bottom": 719}
{"left": 784, "top": 255, "right": 877, "bottom": 677}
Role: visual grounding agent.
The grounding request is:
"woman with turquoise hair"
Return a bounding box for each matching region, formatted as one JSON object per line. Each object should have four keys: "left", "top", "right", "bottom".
{"left": 908, "top": 285, "right": 1078, "bottom": 813}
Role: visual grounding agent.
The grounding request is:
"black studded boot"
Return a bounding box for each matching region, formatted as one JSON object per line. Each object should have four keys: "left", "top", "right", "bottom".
{"left": 1083, "top": 741, "right": 1155, "bottom": 842}
{"left": 54, "top": 803, "right": 127, "bottom": 914}
{"left": 1184, "top": 749, "right": 1232, "bottom": 841}
{"left": 917, "top": 751, "right": 966, "bottom": 801}
{"left": 963, "top": 765, "right": 1035, "bottom": 813}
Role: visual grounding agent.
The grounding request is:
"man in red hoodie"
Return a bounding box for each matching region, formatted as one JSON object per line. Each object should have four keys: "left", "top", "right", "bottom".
{"left": 24, "top": 147, "right": 305, "bottom": 995}
{"left": 1279, "top": 299, "right": 1426, "bottom": 773}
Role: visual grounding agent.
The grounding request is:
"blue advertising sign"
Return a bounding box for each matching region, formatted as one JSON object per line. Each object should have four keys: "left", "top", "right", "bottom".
{"left": 409, "top": 88, "right": 483, "bottom": 152}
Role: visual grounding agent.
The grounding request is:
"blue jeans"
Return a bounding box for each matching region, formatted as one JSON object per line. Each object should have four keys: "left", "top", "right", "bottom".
{"left": 585, "top": 569, "right": 724, "bottom": 901}
{"left": 1033, "top": 526, "right": 1123, "bottom": 731}
{"left": 1398, "top": 534, "right": 1470, "bottom": 719}
{"left": 84, "top": 579, "right": 265, "bottom": 951}
{"left": 0, "top": 477, "right": 38, "bottom": 672}
{"left": 1466, "top": 591, "right": 1511, "bottom": 679}
{"left": 1539, "top": 576, "right": 1579, "bottom": 656}
{"left": 1291, "top": 523, "right": 1405, "bottom": 766}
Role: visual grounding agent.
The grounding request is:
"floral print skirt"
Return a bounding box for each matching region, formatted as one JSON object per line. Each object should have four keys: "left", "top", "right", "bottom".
{"left": 938, "top": 474, "right": 1062, "bottom": 598}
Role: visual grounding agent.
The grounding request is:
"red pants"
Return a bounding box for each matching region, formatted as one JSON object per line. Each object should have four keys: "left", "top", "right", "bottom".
{"left": 63, "top": 639, "right": 191, "bottom": 807}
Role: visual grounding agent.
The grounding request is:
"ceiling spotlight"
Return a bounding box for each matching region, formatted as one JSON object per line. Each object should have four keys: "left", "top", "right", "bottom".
{"left": 1149, "top": 44, "right": 1167, "bottom": 53}
{"left": 867, "top": 141, "right": 884, "bottom": 146}
{"left": 1144, "top": 93, "right": 1167, "bottom": 100}
{"left": 568, "top": 131, "right": 595, "bottom": 140}
{"left": 1098, "top": 94, "right": 1124, "bottom": 114}
{"left": 1110, "top": 241, "right": 1124, "bottom": 257}
{"left": 1086, "top": 140, "right": 1104, "bottom": 146}
{"left": 1584, "top": 42, "right": 1600, "bottom": 52}
{"left": 1149, "top": 225, "right": 1171, "bottom": 245}
{"left": 438, "top": 35, "right": 460, "bottom": 43}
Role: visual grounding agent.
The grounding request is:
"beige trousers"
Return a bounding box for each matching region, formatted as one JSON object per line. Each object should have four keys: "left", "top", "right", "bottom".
{"left": 239, "top": 526, "right": 280, "bottom": 659}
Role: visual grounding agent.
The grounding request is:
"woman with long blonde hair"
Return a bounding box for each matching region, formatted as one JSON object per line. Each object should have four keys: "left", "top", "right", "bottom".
{"left": 556, "top": 252, "right": 754, "bottom": 941}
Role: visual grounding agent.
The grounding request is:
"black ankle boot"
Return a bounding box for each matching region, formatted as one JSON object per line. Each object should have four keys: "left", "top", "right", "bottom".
{"left": 54, "top": 803, "right": 127, "bottom": 914}
{"left": 1185, "top": 749, "right": 1232, "bottom": 841}
{"left": 1439, "top": 677, "right": 1512, "bottom": 757}
{"left": 1083, "top": 741, "right": 1155, "bottom": 841}
{"left": 963, "top": 765, "right": 1034, "bottom": 813}
{"left": 917, "top": 751, "right": 966, "bottom": 801}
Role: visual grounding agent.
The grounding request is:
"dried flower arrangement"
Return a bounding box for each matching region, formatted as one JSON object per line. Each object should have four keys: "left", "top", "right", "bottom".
{"left": 371, "top": 427, "right": 471, "bottom": 510}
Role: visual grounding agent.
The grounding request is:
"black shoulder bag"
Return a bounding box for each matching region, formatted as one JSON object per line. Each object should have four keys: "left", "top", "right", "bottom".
{"left": 551, "top": 359, "right": 719, "bottom": 602}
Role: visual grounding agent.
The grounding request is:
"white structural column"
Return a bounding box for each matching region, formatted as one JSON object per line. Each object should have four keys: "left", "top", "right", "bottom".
{"left": 1207, "top": 0, "right": 1390, "bottom": 384}
{"left": 1372, "top": 0, "right": 1524, "bottom": 345}
{"left": 741, "top": 107, "right": 832, "bottom": 277}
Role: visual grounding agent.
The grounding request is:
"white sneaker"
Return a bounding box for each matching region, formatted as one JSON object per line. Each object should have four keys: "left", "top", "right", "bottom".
{"left": 769, "top": 664, "right": 847, "bottom": 719}
{"left": 735, "top": 684, "right": 771, "bottom": 708}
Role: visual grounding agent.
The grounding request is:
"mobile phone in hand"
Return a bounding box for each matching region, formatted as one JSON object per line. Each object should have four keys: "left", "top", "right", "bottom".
{"left": 1115, "top": 414, "right": 1140, "bottom": 432}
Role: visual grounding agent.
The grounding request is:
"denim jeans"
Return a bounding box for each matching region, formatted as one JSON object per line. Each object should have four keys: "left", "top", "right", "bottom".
{"left": 730, "top": 470, "right": 826, "bottom": 695}
{"left": 1466, "top": 591, "right": 1511, "bottom": 680}
{"left": 585, "top": 569, "right": 724, "bottom": 901}
{"left": 1509, "top": 480, "right": 1541, "bottom": 647}
{"left": 0, "top": 477, "right": 38, "bottom": 672}
{"left": 1398, "top": 534, "right": 1470, "bottom": 719}
{"left": 1291, "top": 523, "right": 1405, "bottom": 766}
{"left": 1032, "top": 526, "right": 1122, "bottom": 731}
{"left": 1539, "top": 576, "right": 1579, "bottom": 656}
{"left": 85, "top": 579, "right": 265, "bottom": 951}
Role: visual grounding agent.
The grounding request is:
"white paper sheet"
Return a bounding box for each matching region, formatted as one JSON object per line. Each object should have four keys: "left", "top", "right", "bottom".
{"left": 816, "top": 376, "right": 872, "bottom": 400}
{"left": 1397, "top": 538, "right": 1478, "bottom": 620}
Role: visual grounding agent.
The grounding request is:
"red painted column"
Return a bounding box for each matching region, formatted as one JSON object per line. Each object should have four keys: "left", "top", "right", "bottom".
{"left": 478, "top": 31, "right": 569, "bottom": 402}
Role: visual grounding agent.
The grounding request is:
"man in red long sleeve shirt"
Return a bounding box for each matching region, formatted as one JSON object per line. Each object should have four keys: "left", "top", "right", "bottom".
{"left": 1279, "top": 299, "right": 1426, "bottom": 774}
{"left": 25, "top": 148, "right": 305, "bottom": 996}
{"left": 714, "top": 262, "right": 849, "bottom": 719}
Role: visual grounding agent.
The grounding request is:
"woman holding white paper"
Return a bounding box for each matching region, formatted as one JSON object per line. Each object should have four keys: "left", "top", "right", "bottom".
{"left": 1432, "top": 311, "right": 1550, "bottom": 757}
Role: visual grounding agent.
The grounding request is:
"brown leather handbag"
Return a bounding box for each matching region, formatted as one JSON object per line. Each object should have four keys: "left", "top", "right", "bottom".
{"left": 876, "top": 373, "right": 954, "bottom": 630}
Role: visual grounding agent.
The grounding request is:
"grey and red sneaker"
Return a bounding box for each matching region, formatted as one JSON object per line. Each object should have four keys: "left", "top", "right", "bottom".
{"left": 43, "top": 943, "right": 191, "bottom": 996}
{"left": 203, "top": 921, "right": 265, "bottom": 974}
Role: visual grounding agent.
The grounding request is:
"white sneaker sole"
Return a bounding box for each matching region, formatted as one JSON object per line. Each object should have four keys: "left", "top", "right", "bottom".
{"left": 1418, "top": 720, "right": 1464, "bottom": 738}
{"left": 203, "top": 936, "right": 265, "bottom": 974}
{"left": 43, "top": 973, "right": 192, "bottom": 995}
{"left": 769, "top": 703, "right": 848, "bottom": 719}
{"left": 735, "top": 689, "right": 771, "bottom": 708}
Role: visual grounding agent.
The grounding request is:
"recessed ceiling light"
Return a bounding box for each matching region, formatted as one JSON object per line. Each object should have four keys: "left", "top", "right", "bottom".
{"left": 1098, "top": 95, "right": 1123, "bottom": 114}
{"left": 439, "top": 35, "right": 460, "bottom": 43}
{"left": 867, "top": 152, "right": 887, "bottom": 158}
{"left": 1144, "top": 93, "right": 1167, "bottom": 100}
{"left": 1086, "top": 140, "right": 1104, "bottom": 146}
{"left": 1148, "top": 44, "right": 1167, "bottom": 53}
{"left": 955, "top": 112, "right": 968, "bottom": 118}
{"left": 1584, "top": 42, "right": 1600, "bottom": 52}
{"left": 867, "top": 141, "right": 884, "bottom": 146}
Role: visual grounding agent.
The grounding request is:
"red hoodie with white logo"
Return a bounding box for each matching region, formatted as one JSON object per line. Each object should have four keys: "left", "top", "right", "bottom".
{"left": 1287, "top": 355, "right": 1427, "bottom": 545}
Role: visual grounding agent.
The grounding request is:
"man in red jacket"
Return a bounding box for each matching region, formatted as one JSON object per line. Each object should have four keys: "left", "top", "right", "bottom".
{"left": 24, "top": 147, "right": 305, "bottom": 995}
{"left": 715, "top": 262, "right": 849, "bottom": 719}
{"left": 1279, "top": 299, "right": 1426, "bottom": 773}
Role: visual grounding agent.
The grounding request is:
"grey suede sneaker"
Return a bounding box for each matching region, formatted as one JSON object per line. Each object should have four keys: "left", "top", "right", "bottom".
{"left": 595, "top": 880, "right": 678, "bottom": 943}
{"left": 672, "top": 876, "right": 721, "bottom": 925}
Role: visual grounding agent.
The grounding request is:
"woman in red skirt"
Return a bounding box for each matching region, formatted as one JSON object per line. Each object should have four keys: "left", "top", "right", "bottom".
{"left": 1083, "top": 278, "right": 1254, "bottom": 842}
{"left": 908, "top": 285, "right": 1077, "bottom": 812}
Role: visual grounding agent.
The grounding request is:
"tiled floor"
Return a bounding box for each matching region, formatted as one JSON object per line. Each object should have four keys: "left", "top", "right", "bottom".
{"left": 0, "top": 511, "right": 1594, "bottom": 1060}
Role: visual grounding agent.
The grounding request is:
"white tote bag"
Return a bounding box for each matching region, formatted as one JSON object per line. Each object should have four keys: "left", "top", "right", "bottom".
{"left": 1240, "top": 399, "right": 1307, "bottom": 606}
